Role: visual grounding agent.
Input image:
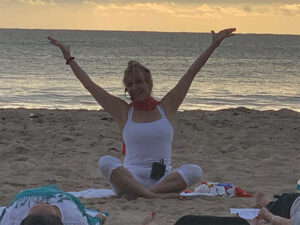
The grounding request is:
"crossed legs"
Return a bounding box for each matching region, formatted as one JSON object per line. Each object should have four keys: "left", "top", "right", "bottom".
{"left": 98, "top": 156, "right": 202, "bottom": 199}
{"left": 109, "top": 166, "right": 179, "bottom": 199}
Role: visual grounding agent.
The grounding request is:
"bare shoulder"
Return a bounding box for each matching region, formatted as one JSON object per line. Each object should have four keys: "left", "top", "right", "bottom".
{"left": 116, "top": 101, "right": 130, "bottom": 130}
{"left": 160, "top": 100, "right": 176, "bottom": 127}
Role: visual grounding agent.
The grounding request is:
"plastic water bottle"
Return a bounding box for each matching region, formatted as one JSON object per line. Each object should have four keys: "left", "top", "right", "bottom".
{"left": 297, "top": 179, "right": 300, "bottom": 192}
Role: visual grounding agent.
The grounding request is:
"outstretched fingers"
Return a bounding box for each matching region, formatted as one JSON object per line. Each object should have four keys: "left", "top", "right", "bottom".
{"left": 223, "top": 28, "right": 236, "bottom": 33}
{"left": 219, "top": 28, "right": 236, "bottom": 37}
{"left": 211, "top": 27, "right": 236, "bottom": 46}
{"left": 48, "top": 36, "right": 67, "bottom": 48}
{"left": 48, "top": 36, "right": 59, "bottom": 46}
{"left": 223, "top": 28, "right": 236, "bottom": 37}
{"left": 47, "top": 36, "right": 71, "bottom": 59}
{"left": 47, "top": 36, "right": 55, "bottom": 42}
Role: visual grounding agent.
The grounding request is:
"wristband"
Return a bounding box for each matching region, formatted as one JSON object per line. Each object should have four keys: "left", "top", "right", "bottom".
{"left": 66, "top": 57, "right": 75, "bottom": 65}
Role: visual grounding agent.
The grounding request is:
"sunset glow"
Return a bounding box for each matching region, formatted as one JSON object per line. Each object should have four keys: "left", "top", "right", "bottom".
{"left": 1, "top": 0, "right": 300, "bottom": 34}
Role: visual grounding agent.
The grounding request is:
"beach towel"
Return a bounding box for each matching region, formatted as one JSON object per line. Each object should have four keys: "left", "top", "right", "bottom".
{"left": 68, "top": 189, "right": 116, "bottom": 198}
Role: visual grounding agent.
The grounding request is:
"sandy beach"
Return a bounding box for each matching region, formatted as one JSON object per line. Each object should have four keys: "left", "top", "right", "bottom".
{"left": 0, "top": 107, "right": 299, "bottom": 225}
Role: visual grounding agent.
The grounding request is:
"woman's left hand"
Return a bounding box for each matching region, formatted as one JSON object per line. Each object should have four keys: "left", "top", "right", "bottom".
{"left": 211, "top": 28, "right": 236, "bottom": 47}
{"left": 48, "top": 36, "right": 72, "bottom": 60}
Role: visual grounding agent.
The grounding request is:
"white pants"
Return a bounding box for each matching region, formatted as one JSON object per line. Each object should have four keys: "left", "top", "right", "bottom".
{"left": 98, "top": 155, "right": 202, "bottom": 195}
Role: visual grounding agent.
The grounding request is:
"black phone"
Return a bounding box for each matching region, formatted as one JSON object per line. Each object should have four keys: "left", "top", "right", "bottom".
{"left": 150, "top": 159, "right": 166, "bottom": 180}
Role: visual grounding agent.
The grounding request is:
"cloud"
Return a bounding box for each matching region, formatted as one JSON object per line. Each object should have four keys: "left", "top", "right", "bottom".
{"left": 18, "top": 0, "right": 56, "bottom": 6}
{"left": 89, "top": 2, "right": 177, "bottom": 15}
{"left": 279, "top": 4, "right": 300, "bottom": 15}
{"left": 3, "top": 1, "right": 300, "bottom": 20}
{"left": 84, "top": 2, "right": 294, "bottom": 19}
{"left": 4, "top": 0, "right": 300, "bottom": 4}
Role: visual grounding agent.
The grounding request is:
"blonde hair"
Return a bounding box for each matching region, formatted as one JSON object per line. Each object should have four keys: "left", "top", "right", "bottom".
{"left": 123, "top": 60, "right": 153, "bottom": 89}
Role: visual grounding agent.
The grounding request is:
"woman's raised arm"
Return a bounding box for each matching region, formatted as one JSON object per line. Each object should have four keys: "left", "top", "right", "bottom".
{"left": 161, "top": 28, "right": 236, "bottom": 119}
{"left": 48, "top": 37, "right": 128, "bottom": 127}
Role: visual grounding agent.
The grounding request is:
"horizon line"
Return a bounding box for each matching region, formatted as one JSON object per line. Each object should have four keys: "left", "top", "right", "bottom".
{"left": 0, "top": 27, "right": 299, "bottom": 36}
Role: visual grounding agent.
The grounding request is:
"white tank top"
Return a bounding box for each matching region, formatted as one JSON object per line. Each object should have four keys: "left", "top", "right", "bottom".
{"left": 122, "top": 105, "right": 173, "bottom": 171}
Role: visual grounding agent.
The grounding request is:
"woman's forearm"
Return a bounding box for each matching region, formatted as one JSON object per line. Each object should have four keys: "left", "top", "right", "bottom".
{"left": 185, "top": 43, "right": 218, "bottom": 79}
{"left": 271, "top": 216, "right": 291, "bottom": 225}
{"left": 68, "top": 60, "right": 97, "bottom": 92}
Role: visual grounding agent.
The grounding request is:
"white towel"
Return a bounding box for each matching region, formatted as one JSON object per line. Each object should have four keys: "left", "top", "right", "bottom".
{"left": 230, "top": 208, "right": 260, "bottom": 220}
{"left": 68, "top": 188, "right": 116, "bottom": 198}
{"left": 180, "top": 192, "right": 214, "bottom": 197}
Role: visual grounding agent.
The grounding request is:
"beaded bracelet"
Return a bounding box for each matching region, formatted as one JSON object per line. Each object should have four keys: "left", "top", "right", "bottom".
{"left": 66, "top": 57, "right": 75, "bottom": 65}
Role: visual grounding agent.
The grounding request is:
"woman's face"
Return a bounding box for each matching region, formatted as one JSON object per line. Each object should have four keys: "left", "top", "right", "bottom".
{"left": 126, "top": 73, "right": 152, "bottom": 102}
{"left": 29, "top": 201, "right": 61, "bottom": 219}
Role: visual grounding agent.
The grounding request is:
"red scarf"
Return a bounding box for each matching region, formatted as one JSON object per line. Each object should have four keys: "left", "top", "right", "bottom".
{"left": 130, "top": 97, "right": 160, "bottom": 111}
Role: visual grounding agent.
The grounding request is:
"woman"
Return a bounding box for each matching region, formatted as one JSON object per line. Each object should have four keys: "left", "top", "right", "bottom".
{"left": 250, "top": 192, "right": 300, "bottom": 225}
{"left": 0, "top": 185, "right": 105, "bottom": 225}
{"left": 48, "top": 28, "right": 236, "bottom": 199}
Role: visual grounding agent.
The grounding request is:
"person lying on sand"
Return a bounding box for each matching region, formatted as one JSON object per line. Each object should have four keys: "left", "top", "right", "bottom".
{"left": 48, "top": 28, "right": 235, "bottom": 200}
{"left": 250, "top": 192, "right": 300, "bottom": 225}
{"left": 141, "top": 192, "right": 300, "bottom": 225}
{"left": 142, "top": 212, "right": 250, "bottom": 225}
{"left": 0, "top": 185, "right": 106, "bottom": 225}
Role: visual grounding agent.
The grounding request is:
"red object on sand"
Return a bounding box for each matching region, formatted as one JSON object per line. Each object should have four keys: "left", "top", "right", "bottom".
{"left": 235, "top": 187, "right": 253, "bottom": 197}
{"left": 122, "top": 142, "right": 126, "bottom": 155}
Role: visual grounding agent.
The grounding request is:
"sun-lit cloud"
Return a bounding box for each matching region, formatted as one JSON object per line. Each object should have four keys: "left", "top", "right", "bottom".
{"left": 279, "top": 4, "right": 300, "bottom": 15}
{"left": 84, "top": 2, "right": 300, "bottom": 18}
{"left": 0, "top": 1, "right": 300, "bottom": 34}
{"left": 18, "top": 0, "right": 57, "bottom": 6}
{"left": 18, "top": 0, "right": 43, "bottom": 5}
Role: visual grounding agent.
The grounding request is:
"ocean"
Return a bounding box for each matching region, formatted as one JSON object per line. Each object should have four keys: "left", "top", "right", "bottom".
{"left": 0, "top": 29, "right": 299, "bottom": 111}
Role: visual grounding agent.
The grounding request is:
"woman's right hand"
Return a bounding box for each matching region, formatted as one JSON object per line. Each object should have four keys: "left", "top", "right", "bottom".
{"left": 211, "top": 28, "right": 236, "bottom": 47}
{"left": 257, "top": 207, "right": 273, "bottom": 222}
{"left": 48, "top": 36, "right": 72, "bottom": 60}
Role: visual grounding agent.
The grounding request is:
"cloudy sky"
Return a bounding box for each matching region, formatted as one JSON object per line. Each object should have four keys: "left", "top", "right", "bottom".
{"left": 1, "top": 0, "right": 300, "bottom": 34}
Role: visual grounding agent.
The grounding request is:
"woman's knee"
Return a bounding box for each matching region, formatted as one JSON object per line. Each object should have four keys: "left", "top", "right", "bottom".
{"left": 98, "top": 155, "right": 122, "bottom": 180}
{"left": 177, "top": 164, "right": 202, "bottom": 187}
{"left": 98, "top": 155, "right": 118, "bottom": 168}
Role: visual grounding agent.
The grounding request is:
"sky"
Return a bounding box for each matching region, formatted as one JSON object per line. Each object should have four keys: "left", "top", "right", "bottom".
{"left": 0, "top": 0, "right": 300, "bottom": 34}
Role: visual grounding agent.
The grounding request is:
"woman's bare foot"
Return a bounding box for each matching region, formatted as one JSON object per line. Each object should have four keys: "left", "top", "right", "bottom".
{"left": 142, "top": 212, "right": 158, "bottom": 225}
{"left": 155, "top": 192, "right": 180, "bottom": 199}
{"left": 255, "top": 192, "right": 271, "bottom": 208}
{"left": 122, "top": 191, "right": 180, "bottom": 200}
{"left": 122, "top": 193, "right": 139, "bottom": 200}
